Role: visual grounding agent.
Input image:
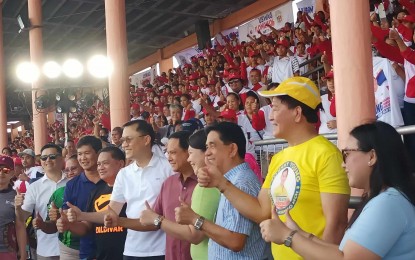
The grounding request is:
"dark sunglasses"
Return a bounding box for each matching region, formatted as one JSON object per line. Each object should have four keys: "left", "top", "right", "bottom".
{"left": 341, "top": 149, "right": 363, "bottom": 163}
{"left": 40, "top": 154, "right": 61, "bottom": 161}
{"left": 0, "top": 167, "right": 11, "bottom": 174}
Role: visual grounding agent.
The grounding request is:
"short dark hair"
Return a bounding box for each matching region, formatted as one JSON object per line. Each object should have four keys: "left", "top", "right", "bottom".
{"left": 100, "top": 128, "right": 109, "bottom": 135}
{"left": 67, "top": 154, "right": 78, "bottom": 161}
{"left": 189, "top": 129, "right": 207, "bottom": 152}
{"left": 98, "top": 146, "right": 126, "bottom": 162}
{"left": 123, "top": 120, "right": 155, "bottom": 146}
{"left": 112, "top": 127, "right": 123, "bottom": 135}
{"left": 169, "top": 131, "right": 192, "bottom": 151}
{"left": 2, "top": 147, "right": 11, "bottom": 154}
{"left": 277, "top": 95, "right": 322, "bottom": 124}
{"left": 76, "top": 135, "right": 102, "bottom": 153}
{"left": 41, "top": 143, "right": 63, "bottom": 155}
{"left": 205, "top": 122, "right": 246, "bottom": 159}
{"left": 180, "top": 94, "right": 192, "bottom": 101}
{"left": 250, "top": 68, "right": 261, "bottom": 75}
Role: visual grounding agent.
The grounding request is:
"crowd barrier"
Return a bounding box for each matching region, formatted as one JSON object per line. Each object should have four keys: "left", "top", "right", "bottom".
{"left": 254, "top": 125, "right": 415, "bottom": 209}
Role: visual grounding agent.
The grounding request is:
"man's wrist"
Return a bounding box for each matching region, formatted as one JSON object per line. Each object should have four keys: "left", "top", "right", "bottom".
{"left": 78, "top": 211, "right": 85, "bottom": 222}
{"left": 218, "top": 179, "right": 230, "bottom": 193}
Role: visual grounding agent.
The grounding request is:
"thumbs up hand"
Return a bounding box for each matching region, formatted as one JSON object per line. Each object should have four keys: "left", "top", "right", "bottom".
{"left": 56, "top": 209, "right": 70, "bottom": 233}
{"left": 66, "top": 202, "right": 82, "bottom": 223}
{"left": 48, "top": 202, "right": 59, "bottom": 222}
{"left": 14, "top": 190, "right": 25, "bottom": 208}
{"left": 259, "top": 206, "right": 291, "bottom": 244}
{"left": 174, "top": 197, "right": 198, "bottom": 225}
{"left": 33, "top": 212, "right": 44, "bottom": 230}
{"left": 104, "top": 205, "right": 119, "bottom": 228}
{"left": 139, "top": 201, "right": 158, "bottom": 226}
{"left": 284, "top": 210, "right": 302, "bottom": 233}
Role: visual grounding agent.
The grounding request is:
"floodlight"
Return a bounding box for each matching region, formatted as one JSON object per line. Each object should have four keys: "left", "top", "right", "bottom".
{"left": 87, "top": 55, "right": 113, "bottom": 78}
{"left": 16, "top": 62, "right": 40, "bottom": 83}
{"left": 43, "top": 61, "right": 61, "bottom": 79}
{"left": 62, "top": 59, "right": 83, "bottom": 78}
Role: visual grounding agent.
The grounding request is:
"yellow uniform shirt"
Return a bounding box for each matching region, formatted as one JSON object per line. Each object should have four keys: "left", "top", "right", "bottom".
{"left": 262, "top": 135, "right": 350, "bottom": 259}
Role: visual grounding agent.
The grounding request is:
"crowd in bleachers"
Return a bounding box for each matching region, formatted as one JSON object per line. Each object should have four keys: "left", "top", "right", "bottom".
{"left": 1, "top": 1, "right": 415, "bottom": 260}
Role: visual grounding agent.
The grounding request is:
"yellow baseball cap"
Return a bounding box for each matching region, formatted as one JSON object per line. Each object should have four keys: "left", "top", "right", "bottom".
{"left": 258, "top": 77, "right": 321, "bottom": 109}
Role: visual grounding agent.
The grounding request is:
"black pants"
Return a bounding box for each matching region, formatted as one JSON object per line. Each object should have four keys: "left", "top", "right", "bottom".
{"left": 123, "top": 256, "right": 165, "bottom": 260}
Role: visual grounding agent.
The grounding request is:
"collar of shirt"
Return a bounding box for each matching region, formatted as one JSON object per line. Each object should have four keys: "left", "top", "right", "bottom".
{"left": 40, "top": 172, "right": 66, "bottom": 183}
{"left": 176, "top": 172, "right": 197, "bottom": 184}
{"left": 224, "top": 162, "right": 250, "bottom": 180}
{"left": 132, "top": 153, "right": 158, "bottom": 172}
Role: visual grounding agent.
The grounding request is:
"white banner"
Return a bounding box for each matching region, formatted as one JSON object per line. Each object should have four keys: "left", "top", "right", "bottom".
{"left": 174, "top": 46, "right": 204, "bottom": 66}
{"left": 129, "top": 65, "right": 157, "bottom": 87}
{"left": 372, "top": 57, "right": 405, "bottom": 127}
{"left": 214, "top": 27, "right": 239, "bottom": 46}
{"left": 238, "top": 2, "right": 294, "bottom": 42}
{"left": 296, "top": 0, "right": 316, "bottom": 15}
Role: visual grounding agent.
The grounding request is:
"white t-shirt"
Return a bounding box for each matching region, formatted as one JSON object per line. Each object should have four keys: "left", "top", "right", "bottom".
{"left": 21, "top": 174, "right": 68, "bottom": 257}
{"left": 111, "top": 154, "right": 173, "bottom": 257}
{"left": 26, "top": 166, "right": 44, "bottom": 179}
{"left": 319, "top": 94, "right": 337, "bottom": 134}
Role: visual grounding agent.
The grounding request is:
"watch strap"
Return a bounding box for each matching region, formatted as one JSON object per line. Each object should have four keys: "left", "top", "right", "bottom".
{"left": 283, "top": 230, "right": 298, "bottom": 247}
{"left": 194, "top": 216, "right": 205, "bottom": 230}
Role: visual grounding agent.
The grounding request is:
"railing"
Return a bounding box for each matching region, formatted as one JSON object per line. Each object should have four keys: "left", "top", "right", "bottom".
{"left": 298, "top": 52, "right": 325, "bottom": 88}
{"left": 254, "top": 125, "right": 415, "bottom": 209}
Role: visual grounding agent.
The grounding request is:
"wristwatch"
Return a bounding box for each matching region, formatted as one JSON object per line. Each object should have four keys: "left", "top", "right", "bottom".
{"left": 154, "top": 215, "right": 165, "bottom": 229}
{"left": 194, "top": 216, "right": 205, "bottom": 230}
{"left": 283, "top": 230, "right": 298, "bottom": 247}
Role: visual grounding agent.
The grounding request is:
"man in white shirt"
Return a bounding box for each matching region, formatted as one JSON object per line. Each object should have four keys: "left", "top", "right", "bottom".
{"left": 268, "top": 39, "right": 300, "bottom": 84}
{"left": 15, "top": 144, "right": 68, "bottom": 260}
{"left": 105, "top": 120, "right": 172, "bottom": 259}
{"left": 18, "top": 148, "right": 44, "bottom": 183}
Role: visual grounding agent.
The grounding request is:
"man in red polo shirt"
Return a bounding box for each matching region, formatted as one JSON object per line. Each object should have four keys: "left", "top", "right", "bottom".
{"left": 139, "top": 131, "right": 197, "bottom": 260}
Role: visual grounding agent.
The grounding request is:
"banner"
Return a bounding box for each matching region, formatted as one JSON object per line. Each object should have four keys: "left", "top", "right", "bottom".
{"left": 129, "top": 65, "right": 157, "bottom": 87}
{"left": 238, "top": 2, "right": 294, "bottom": 42}
{"left": 372, "top": 57, "right": 404, "bottom": 127}
{"left": 296, "top": 0, "right": 316, "bottom": 15}
{"left": 214, "top": 27, "right": 239, "bottom": 46}
{"left": 174, "top": 46, "right": 204, "bottom": 66}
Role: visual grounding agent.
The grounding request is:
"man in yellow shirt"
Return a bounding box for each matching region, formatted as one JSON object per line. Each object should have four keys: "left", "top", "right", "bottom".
{"left": 197, "top": 77, "right": 350, "bottom": 259}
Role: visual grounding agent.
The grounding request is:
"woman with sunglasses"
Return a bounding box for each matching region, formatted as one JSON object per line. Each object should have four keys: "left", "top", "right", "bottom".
{"left": 0, "top": 156, "right": 27, "bottom": 260}
{"left": 260, "top": 121, "right": 415, "bottom": 259}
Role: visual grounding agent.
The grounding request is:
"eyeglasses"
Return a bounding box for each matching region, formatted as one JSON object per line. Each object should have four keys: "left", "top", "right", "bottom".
{"left": 40, "top": 154, "right": 61, "bottom": 161}
{"left": 120, "top": 135, "right": 147, "bottom": 144}
{"left": 341, "top": 149, "right": 363, "bottom": 163}
{"left": 229, "top": 80, "right": 239, "bottom": 84}
{"left": 0, "top": 167, "right": 11, "bottom": 174}
{"left": 63, "top": 166, "right": 79, "bottom": 173}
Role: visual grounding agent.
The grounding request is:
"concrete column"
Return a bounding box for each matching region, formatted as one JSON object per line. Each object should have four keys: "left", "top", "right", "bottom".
{"left": 330, "top": 0, "right": 375, "bottom": 148}
{"left": 47, "top": 109, "right": 56, "bottom": 125}
{"left": 159, "top": 57, "right": 173, "bottom": 75}
{"left": 105, "top": 0, "right": 130, "bottom": 129}
{"left": 11, "top": 127, "right": 19, "bottom": 141}
{"left": 0, "top": 2, "right": 8, "bottom": 149}
{"left": 28, "top": 0, "right": 48, "bottom": 154}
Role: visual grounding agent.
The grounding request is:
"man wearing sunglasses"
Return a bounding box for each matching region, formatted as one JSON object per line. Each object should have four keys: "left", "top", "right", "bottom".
{"left": 0, "top": 156, "right": 27, "bottom": 260}
{"left": 226, "top": 73, "right": 250, "bottom": 105}
{"left": 15, "top": 144, "right": 67, "bottom": 260}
